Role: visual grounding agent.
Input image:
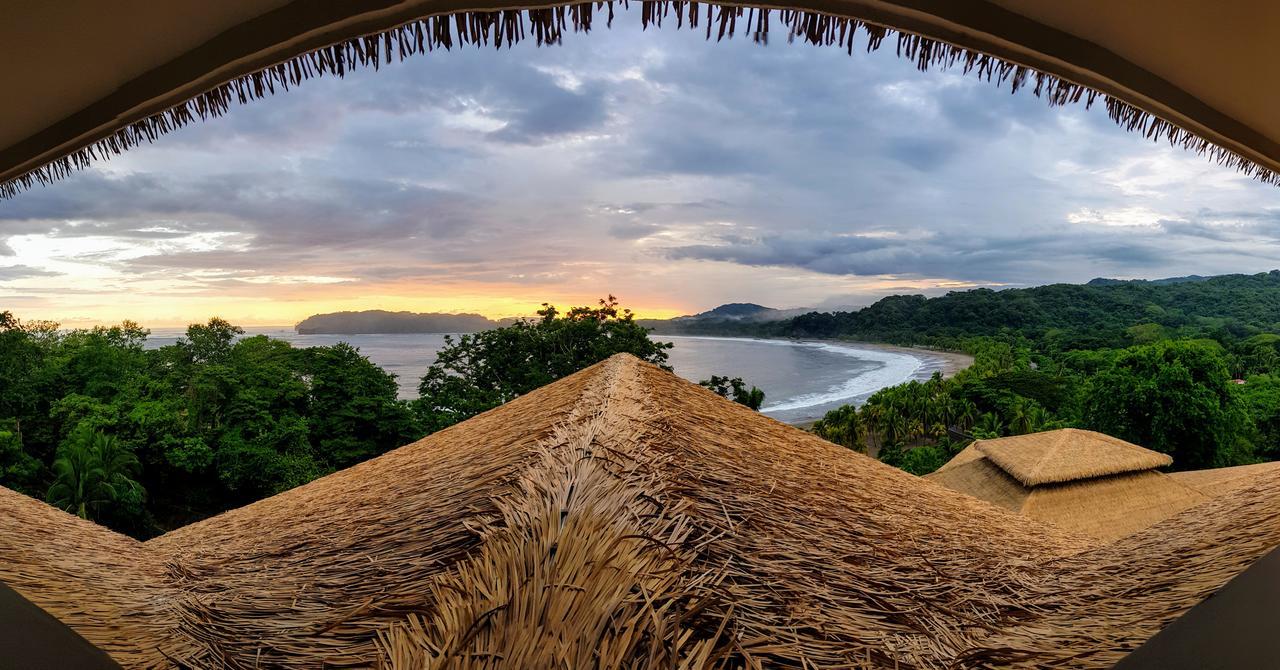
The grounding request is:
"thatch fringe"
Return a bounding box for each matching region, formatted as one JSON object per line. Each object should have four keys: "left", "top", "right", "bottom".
{"left": 2, "top": 0, "right": 1277, "bottom": 199}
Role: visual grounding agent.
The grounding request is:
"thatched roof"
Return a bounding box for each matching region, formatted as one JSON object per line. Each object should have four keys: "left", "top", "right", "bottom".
{"left": 1112, "top": 545, "right": 1280, "bottom": 669}
{"left": 928, "top": 430, "right": 1205, "bottom": 541}
{"left": 3, "top": 354, "right": 1280, "bottom": 668}
{"left": 1170, "top": 461, "right": 1280, "bottom": 497}
{"left": 4, "top": 1, "right": 1280, "bottom": 198}
{"left": 976, "top": 428, "right": 1173, "bottom": 486}
{"left": 0, "top": 581, "right": 121, "bottom": 670}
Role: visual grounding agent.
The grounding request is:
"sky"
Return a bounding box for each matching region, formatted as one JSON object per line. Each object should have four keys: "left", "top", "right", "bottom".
{"left": 3, "top": 9, "right": 1280, "bottom": 327}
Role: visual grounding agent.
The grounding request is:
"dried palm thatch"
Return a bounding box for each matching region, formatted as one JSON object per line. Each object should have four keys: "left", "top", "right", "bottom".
{"left": 926, "top": 452, "right": 1029, "bottom": 513}
{"left": 928, "top": 430, "right": 1205, "bottom": 541}
{"left": 0, "top": 486, "right": 194, "bottom": 667}
{"left": 975, "top": 429, "right": 1173, "bottom": 486}
{"left": 1, "top": 354, "right": 1279, "bottom": 669}
{"left": 1170, "top": 460, "right": 1280, "bottom": 498}
{"left": 4, "top": 0, "right": 1278, "bottom": 199}
{"left": 1021, "top": 471, "right": 1207, "bottom": 542}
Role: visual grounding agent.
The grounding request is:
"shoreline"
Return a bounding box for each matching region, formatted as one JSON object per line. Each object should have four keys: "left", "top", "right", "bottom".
{"left": 667, "top": 334, "right": 973, "bottom": 380}
{"left": 664, "top": 335, "right": 973, "bottom": 424}
{"left": 817, "top": 340, "right": 974, "bottom": 380}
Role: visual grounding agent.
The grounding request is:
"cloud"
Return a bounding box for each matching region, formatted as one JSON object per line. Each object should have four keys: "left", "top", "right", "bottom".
{"left": 4, "top": 5, "right": 1280, "bottom": 324}
{"left": 0, "top": 265, "right": 59, "bottom": 281}
{"left": 488, "top": 81, "right": 609, "bottom": 143}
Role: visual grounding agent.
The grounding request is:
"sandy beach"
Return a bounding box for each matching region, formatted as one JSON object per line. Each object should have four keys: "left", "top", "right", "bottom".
{"left": 783, "top": 340, "right": 973, "bottom": 429}
{"left": 821, "top": 341, "right": 974, "bottom": 379}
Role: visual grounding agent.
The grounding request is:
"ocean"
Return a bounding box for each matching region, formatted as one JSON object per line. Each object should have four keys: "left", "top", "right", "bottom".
{"left": 144, "top": 329, "right": 943, "bottom": 424}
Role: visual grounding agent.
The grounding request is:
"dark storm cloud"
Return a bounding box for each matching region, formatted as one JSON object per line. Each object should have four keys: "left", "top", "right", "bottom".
{"left": 664, "top": 226, "right": 1220, "bottom": 285}
{"left": 7, "top": 171, "right": 480, "bottom": 246}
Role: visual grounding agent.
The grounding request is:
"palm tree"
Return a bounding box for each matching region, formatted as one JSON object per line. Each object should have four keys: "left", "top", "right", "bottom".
{"left": 938, "top": 398, "right": 956, "bottom": 433}
{"left": 953, "top": 400, "right": 980, "bottom": 432}
{"left": 974, "top": 413, "right": 1005, "bottom": 438}
{"left": 1026, "top": 405, "right": 1054, "bottom": 433}
{"left": 47, "top": 428, "right": 142, "bottom": 521}
{"left": 862, "top": 404, "right": 883, "bottom": 452}
{"left": 906, "top": 417, "right": 925, "bottom": 444}
{"left": 813, "top": 405, "right": 863, "bottom": 452}
{"left": 1008, "top": 402, "right": 1033, "bottom": 435}
{"left": 883, "top": 408, "right": 908, "bottom": 446}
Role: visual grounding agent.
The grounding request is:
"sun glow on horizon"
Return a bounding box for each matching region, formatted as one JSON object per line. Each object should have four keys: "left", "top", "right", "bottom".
{"left": 0, "top": 285, "right": 692, "bottom": 329}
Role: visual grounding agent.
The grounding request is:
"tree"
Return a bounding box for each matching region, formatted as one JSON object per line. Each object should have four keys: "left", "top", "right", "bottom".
{"left": 1083, "top": 340, "right": 1251, "bottom": 469}
{"left": 302, "top": 342, "right": 417, "bottom": 469}
{"left": 180, "top": 318, "right": 243, "bottom": 364}
{"left": 698, "top": 375, "right": 766, "bottom": 410}
{"left": 973, "top": 413, "right": 1005, "bottom": 439}
{"left": 414, "top": 297, "right": 672, "bottom": 432}
{"left": 46, "top": 427, "right": 143, "bottom": 521}
{"left": 952, "top": 399, "right": 979, "bottom": 432}
{"left": 1237, "top": 374, "right": 1280, "bottom": 461}
{"left": 898, "top": 444, "right": 950, "bottom": 476}
{"left": 812, "top": 405, "right": 863, "bottom": 452}
{"left": 0, "top": 423, "right": 40, "bottom": 494}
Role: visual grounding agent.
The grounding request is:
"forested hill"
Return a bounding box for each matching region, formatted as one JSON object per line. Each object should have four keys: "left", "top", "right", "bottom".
{"left": 777, "top": 271, "right": 1280, "bottom": 347}
{"left": 295, "top": 310, "right": 502, "bottom": 334}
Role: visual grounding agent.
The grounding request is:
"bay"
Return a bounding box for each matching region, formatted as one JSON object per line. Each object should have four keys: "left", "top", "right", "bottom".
{"left": 145, "top": 329, "right": 944, "bottom": 424}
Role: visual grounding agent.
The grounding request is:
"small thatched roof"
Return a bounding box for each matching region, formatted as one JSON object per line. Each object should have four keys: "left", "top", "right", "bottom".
{"left": 927, "top": 429, "right": 1207, "bottom": 541}
{"left": 5, "top": 2, "right": 1280, "bottom": 198}
{"left": 1020, "top": 470, "right": 1208, "bottom": 542}
{"left": 976, "top": 428, "right": 1173, "bottom": 486}
{"left": 2, "top": 355, "right": 1280, "bottom": 668}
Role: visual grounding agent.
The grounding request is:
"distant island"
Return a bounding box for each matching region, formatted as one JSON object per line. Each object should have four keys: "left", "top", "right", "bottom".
{"left": 295, "top": 310, "right": 504, "bottom": 334}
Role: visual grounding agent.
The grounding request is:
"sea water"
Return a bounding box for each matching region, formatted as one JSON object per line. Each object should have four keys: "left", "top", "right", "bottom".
{"left": 144, "top": 329, "right": 939, "bottom": 424}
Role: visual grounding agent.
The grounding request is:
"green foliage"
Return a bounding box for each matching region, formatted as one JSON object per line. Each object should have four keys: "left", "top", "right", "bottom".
{"left": 972, "top": 413, "right": 1005, "bottom": 439}
{"left": 0, "top": 313, "right": 416, "bottom": 537}
{"left": 1237, "top": 375, "right": 1280, "bottom": 461}
{"left": 699, "top": 375, "right": 766, "bottom": 410}
{"left": 1236, "top": 334, "right": 1280, "bottom": 377}
{"left": 0, "top": 423, "right": 40, "bottom": 495}
{"left": 1126, "top": 322, "right": 1166, "bottom": 344}
{"left": 301, "top": 342, "right": 417, "bottom": 470}
{"left": 772, "top": 271, "right": 1280, "bottom": 348}
{"left": 1083, "top": 340, "right": 1252, "bottom": 469}
{"left": 414, "top": 297, "right": 672, "bottom": 432}
{"left": 811, "top": 405, "right": 862, "bottom": 451}
{"left": 46, "top": 427, "right": 143, "bottom": 522}
{"left": 897, "top": 444, "right": 951, "bottom": 476}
